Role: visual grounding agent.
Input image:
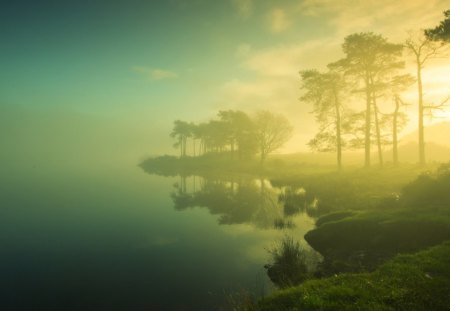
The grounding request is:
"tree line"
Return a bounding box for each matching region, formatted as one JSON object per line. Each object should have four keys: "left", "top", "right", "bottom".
{"left": 170, "top": 110, "right": 293, "bottom": 162}
{"left": 168, "top": 10, "right": 449, "bottom": 169}
{"left": 300, "top": 10, "right": 450, "bottom": 169}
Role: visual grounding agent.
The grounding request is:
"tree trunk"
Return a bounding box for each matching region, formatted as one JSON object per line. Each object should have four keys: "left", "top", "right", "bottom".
{"left": 260, "top": 147, "right": 266, "bottom": 164}
{"left": 417, "top": 58, "right": 426, "bottom": 166}
{"left": 373, "top": 102, "right": 384, "bottom": 168}
{"left": 333, "top": 90, "right": 342, "bottom": 170}
{"left": 369, "top": 75, "right": 383, "bottom": 168}
{"left": 182, "top": 137, "right": 187, "bottom": 157}
{"left": 364, "top": 75, "right": 372, "bottom": 167}
{"left": 231, "top": 140, "right": 235, "bottom": 160}
{"left": 393, "top": 96, "right": 400, "bottom": 166}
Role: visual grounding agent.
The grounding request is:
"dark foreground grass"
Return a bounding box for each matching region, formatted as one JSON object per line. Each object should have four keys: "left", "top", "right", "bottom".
{"left": 255, "top": 241, "right": 450, "bottom": 311}
{"left": 302, "top": 206, "right": 450, "bottom": 274}
{"left": 306, "top": 206, "right": 450, "bottom": 257}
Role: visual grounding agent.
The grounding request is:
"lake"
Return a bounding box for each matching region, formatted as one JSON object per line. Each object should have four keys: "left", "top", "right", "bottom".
{"left": 0, "top": 158, "right": 316, "bottom": 310}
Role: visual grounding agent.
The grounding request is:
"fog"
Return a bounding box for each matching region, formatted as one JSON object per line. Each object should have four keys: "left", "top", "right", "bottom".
{"left": 0, "top": 104, "right": 169, "bottom": 170}
{"left": 2, "top": 1, "right": 450, "bottom": 310}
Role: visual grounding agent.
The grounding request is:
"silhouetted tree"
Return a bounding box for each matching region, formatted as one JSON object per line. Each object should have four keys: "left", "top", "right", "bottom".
{"left": 388, "top": 74, "right": 415, "bottom": 165}
{"left": 184, "top": 122, "right": 202, "bottom": 157}
{"left": 341, "top": 111, "right": 366, "bottom": 150}
{"left": 300, "top": 69, "right": 347, "bottom": 170}
{"left": 170, "top": 120, "right": 192, "bottom": 158}
{"left": 254, "top": 111, "right": 293, "bottom": 163}
{"left": 195, "top": 122, "right": 210, "bottom": 155}
{"left": 405, "top": 31, "right": 447, "bottom": 165}
{"left": 331, "top": 33, "right": 403, "bottom": 167}
{"left": 218, "top": 110, "right": 257, "bottom": 160}
{"left": 204, "top": 120, "right": 230, "bottom": 153}
{"left": 425, "top": 10, "right": 450, "bottom": 42}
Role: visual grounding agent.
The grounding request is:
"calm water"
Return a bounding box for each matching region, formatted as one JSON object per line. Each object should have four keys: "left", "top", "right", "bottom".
{"left": 0, "top": 158, "right": 315, "bottom": 310}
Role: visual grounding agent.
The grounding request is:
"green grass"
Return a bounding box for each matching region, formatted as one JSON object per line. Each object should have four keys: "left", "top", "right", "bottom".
{"left": 254, "top": 167, "right": 450, "bottom": 310}
{"left": 256, "top": 241, "right": 450, "bottom": 311}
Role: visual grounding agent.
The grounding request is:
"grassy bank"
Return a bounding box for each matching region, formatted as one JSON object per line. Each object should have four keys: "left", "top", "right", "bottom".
{"left": 140, "top": 154, "right": 435, "bottom": 217}
{"left": 252, "top": 164, "right": 450, "bottom": 310}
{"left": 255, "top": 241, "right": 450, "bottom": 311}
{"left": 139, "top": 154, "right": 341, "bottom": 178}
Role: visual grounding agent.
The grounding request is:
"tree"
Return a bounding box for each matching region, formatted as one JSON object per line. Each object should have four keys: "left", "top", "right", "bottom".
{"left": 331, "top": 33, "right": 403, "bottom": 167}
{"left": 341, "top": 111, "right": 368, "bottom": 150}
{"left": 254, "top": 111, "right": 293, "bottom": 163}
{"left": 404, "top": 31, "right": 447, "bottom": 165}
{"left": 189, "top": 122, "right": 201, "bottom": 157}
{"left": 387, "top": 74, "right": 415, "bottom": 166}
{"left": 425, "top": 10, "right": 450, "bottom": 42}
{"left": 170, "top": 120, "right": 192, "bottom": 158}
{"left": 300, "top": 69, "right": 347, "bottom": 170}
{"left": 194, "top": 122, "right": 212, "bottom": 154}
{"left": 218, "top": 110, "right": 257, "bottom": 160}
{"left": 204, "top": 120, "right": 230, "bottom": 153}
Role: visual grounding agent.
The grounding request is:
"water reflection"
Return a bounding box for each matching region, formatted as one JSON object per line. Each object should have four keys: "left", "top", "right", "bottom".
{"left": 170, "top": 175, "right": 318, "bottom": 230}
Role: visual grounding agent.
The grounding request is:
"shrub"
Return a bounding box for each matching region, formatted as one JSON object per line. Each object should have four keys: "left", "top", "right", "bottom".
{"left": 265, "top": 236, "right": 313, "bottom": 288}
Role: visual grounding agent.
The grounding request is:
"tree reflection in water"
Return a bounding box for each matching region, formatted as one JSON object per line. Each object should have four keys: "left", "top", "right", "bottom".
{"left": 170, "top": 174, "right": 318, "bottom": 230}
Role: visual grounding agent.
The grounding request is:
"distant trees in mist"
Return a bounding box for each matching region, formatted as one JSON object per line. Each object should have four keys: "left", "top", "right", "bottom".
{"left": 169, "top": 110, "right": 293, "bottom": 162}
{"left": 299, "top": 9, "right": 450, "bottom": 168}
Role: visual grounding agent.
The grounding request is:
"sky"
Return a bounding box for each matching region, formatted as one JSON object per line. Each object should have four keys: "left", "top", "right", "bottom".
{"left": 1, "top": 0, "right": 449, "bottom": 160}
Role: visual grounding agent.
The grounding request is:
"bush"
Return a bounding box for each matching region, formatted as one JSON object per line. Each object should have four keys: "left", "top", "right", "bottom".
{"left": 401, "top": 163, "right": 450, "bottom": 207}
{"left": 264, "top": 236, "right": 313, "bottom": 288}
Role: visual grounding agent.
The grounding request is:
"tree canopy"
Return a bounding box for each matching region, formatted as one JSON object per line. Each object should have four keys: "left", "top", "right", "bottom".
{"left": 169, "top": 110, "right": 292, "bottom": 162}
{"left": 425, "top": 10, "right": 450, "bottom": 42}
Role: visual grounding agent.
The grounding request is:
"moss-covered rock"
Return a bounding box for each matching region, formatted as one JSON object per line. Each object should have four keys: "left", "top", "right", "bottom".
{"left": 305, "top": 208, "right": 450, "bottom": 273}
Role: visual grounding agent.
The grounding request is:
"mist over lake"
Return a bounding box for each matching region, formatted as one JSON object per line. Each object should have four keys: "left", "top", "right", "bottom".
{"left": 1, "top": 152, "right": 319, "bottom": 310}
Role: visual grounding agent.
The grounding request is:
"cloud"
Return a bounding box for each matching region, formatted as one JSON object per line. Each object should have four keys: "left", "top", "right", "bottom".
{"left": 235, "top": 43, "right": 252, "bottom": 58}
{"left": 221, "top": 78, "right": 289, "bottom": 104}
{"left": 268, "top": 8, "right": 291, "bottom": 33}
{"left": 132, "top": 66, "right": 179, "bottom": 81}
{"left": 241, "top": 39, "right": 340, "bottom": 77}
{"left": 297, "top": 0, "right": 449, "bottom": 39}
{"left": 231, "top": 0, "right": 253, "bottom": 19}
{"left": 218, "top": 76, "right": 317, "bottom": 152}
{"left": 219, "top": 0, "right": 450, "bottom": 151}
{"left": 216, "top": 37, "right": 343, "bottom": 151}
